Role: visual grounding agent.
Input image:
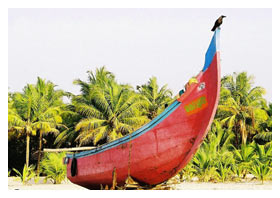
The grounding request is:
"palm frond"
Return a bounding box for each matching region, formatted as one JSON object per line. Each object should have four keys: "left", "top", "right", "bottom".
{"left": 254, "top": 132, "right": 272, "bottom": 142}
{"left": 75, "top": 117, "right": 106, "bottom": 132}
{"left": 75, "top": 103, "right": 104, "bottom": 119}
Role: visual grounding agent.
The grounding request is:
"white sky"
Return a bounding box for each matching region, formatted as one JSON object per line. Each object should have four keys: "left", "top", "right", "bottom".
{"left": 8, "top": 8, "right": 272, "bottom": 102}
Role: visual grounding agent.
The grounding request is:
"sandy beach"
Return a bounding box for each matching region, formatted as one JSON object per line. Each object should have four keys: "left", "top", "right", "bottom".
{"left": 8, "top": 177, "right": 272, "bottom": 190}
{"left": 171, "top": 181, "right": 272, "bottom": 190}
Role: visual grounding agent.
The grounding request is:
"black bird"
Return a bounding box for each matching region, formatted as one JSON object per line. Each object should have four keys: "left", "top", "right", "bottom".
{"left": 211, "top": 15, "right": 226, "bottom": 31}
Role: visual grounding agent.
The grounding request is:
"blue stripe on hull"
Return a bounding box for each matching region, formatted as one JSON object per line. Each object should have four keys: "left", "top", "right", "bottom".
{"left": 67, "top": 100, "right": 181, "bottom": 159}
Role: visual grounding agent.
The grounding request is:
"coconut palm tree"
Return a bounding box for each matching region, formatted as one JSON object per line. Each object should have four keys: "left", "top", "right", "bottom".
{"left": 8, "top": 77, "right": 65, "bottom": 170}
{"left": 74, "top": 81, "right": 149, "bottom": 145}
{"left": 31, "top": 78, "right": 66, "bottom": 175}
{"left": 73, "top": 66, "right": 115, "bottom": 98}
{"left": 55, "top": 67, "right": 117, "bottom": 147}
{"left": 137, "top": 77, "right": 173, "bottom": 120}
{"left": 73, "top": 68, "right": 149, "bottom": 145}
{"left": 9, "top": 84, "right": 39, "bottom": 167}
{"left": 217, "top": 72, "right": 268, "bottom": 145}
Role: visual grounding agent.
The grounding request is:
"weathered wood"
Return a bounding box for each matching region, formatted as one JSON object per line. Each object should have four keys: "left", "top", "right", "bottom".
{"left": 43, "top": 147, "right": 96, "bottom": 153}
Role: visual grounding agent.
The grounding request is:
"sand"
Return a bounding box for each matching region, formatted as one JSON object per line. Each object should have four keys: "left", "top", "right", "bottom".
{"left": 171, "top": 181, "right": 272, "bottom": 190}
{"left": 8, "top": 177, "right": 86, "bottom": 190}
{"left": 8, "top": 177, "right": 272, "bottom": 190}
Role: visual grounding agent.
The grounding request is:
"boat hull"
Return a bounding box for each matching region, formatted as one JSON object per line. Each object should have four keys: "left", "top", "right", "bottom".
{"left": 66, "top": 51, "right": 220, "bottom": 189}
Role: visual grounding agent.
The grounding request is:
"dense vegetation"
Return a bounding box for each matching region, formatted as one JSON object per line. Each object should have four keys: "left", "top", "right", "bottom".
{"left": 8, "top": 67, "right": 272, "bottom": 184}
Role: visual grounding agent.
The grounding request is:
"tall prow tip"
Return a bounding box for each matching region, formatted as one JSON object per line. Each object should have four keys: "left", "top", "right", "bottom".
{"left": 203, "top": 28, "right": 220, "bottom": 72}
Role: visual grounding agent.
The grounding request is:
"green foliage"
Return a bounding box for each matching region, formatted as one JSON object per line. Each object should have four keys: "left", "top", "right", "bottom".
{"left": 254, "top": 132, "right": 272, "bottom": 143}
{"left": 8, "top": 77, "right": 66, "bottom": 167}
{"left": 54, "top": 105, "right": 81, "bottom": 148}
{"left": 217, "top": 162, "right": 233, "bottom": 182}
{"left": 179, "top": 163, "right": 196, "bottom": 181}
{"left": 180, "top": 117, "right": 272, "bottom": 183}
{"left": 232, "top": 142, "right": 256, "bottom": 178}
{"left": 217, "top": 72, "right": 268, "bottom": 146}
{"left": 73, "top": 67, "right": 149, "bottom": 145}
{"left": 40, "top": 152, "right": 66, "bottom": 184}
{"left": 249, "top": 159, "right": 272, "bottom": 184}
{"left": 199, "top": 167, "right": 220, "bottom": 182}
{"left": 191, "top": 121, "right": 236, "bottom": 182}
{"left": 252, "top": 142, "right": 272, "bottom": 166}
{"left": 231, "top": 164, "right": 243, "bottom": 181}
{"left": 178, "top": 71, "right": 271, "bottom": 183}
{"left": 12, "top": 164, "right": 36, "bottom": 185}
{"left": 137, "top": 77, "right": 173, "bottom": 119}
{"left": 192, "top": 148, "right": 213, "bottom": 180}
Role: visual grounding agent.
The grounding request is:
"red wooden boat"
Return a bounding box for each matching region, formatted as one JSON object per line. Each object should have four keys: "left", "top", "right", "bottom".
{"left": 65, "top": 29, "right": 221, "bottom": 189}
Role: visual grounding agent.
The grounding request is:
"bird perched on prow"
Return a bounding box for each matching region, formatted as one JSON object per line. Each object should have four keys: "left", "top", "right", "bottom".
{"left": 211, "top": 15, "right": 226, "bottom": 31}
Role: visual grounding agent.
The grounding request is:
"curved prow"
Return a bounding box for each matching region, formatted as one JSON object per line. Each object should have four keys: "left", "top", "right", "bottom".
{"left": 203, "top": 29, "right": 220, "bottom": 72}
{"left": 178, "top": 29, "right": 220, "bottom": 102}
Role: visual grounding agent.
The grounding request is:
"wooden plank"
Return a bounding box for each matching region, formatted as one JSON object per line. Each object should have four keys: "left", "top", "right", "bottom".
{"left": 43, "top": 147, "right": 96, "bottom": 153}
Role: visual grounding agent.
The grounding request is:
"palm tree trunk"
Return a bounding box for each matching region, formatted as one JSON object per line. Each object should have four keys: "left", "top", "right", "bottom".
{"left": 26, "top": 133, "right": 30, "bottom": 167}
{"left": 240, "top": 120, "right": 247, "bottom": 145}
{"left": 241, "top": 129, "right": 248, "bottom": 145}
{"left": 234, "top": 124, "right": 239, "bottom": 148}
{"left": 241, "top": 131, "right": 246, "bottom": 145}
{"left": 37, "top": 130, "right": 43, "bottom": 176}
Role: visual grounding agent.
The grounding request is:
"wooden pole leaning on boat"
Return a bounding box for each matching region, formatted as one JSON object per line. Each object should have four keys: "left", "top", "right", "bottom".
{"left": 43, "top": 147, "right": 96, "bottom": 153}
